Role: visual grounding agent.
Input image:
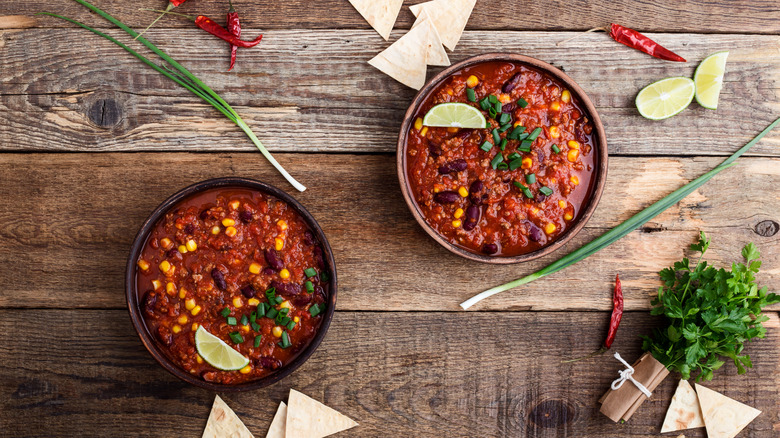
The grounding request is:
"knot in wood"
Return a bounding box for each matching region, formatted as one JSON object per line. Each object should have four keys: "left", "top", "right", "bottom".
{"left": 754, "top": 220, "right": 779, "bottom": 237}
{"left": 528, "top": 399, "right": 575, "bottom": 428}
{"left": 87, "top": 98, "right": 122, "bottom": 128}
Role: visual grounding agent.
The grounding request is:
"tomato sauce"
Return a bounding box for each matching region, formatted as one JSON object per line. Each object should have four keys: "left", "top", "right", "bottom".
{"left": 405, "top": 61, "right": 598, "bottom": 256}
{"left": 135, "top": 187, "right": 329, "bottom": 384}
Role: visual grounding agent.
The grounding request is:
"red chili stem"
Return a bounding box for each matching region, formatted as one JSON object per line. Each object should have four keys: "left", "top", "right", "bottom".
{"left": 226, "top": 0, "right": 241, "bottom": 71}
{"left": 608, "top": 23, "right": 686, "bottom": 62}
{"left": 604, "top": 274, "right": 624, "bottom": 349}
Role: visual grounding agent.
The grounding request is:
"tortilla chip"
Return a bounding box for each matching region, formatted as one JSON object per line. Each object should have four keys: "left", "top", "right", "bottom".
{"left": 264, "top": 402, "right": 286, "bottom": 438}
{"left": 349, "top": 0, "right": 403, "bottom": 40}
{"left": 695, "top": 384, "right": 761, "bottom": 438}
{"left": 202, "top": 395, "right": 255, "bottom": 438}
{"left": 368, "top": 23, "right": 429, "bottom": 89}
{"left": 285, "top": 389, "right": 358, "bottom": 438}
{"left": 409, "top": 0, "right": 476, "bottom": 51}
{"left": 410, "top": 10, "right": 450, "bottom": 67}
{"left": 661, "top": 380, "right": 705, "bottom": 433}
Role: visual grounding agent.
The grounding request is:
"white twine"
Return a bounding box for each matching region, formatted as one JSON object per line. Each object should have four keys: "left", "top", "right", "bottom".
{"left": 610, "top": 352, "right": 652, "bottom": 398}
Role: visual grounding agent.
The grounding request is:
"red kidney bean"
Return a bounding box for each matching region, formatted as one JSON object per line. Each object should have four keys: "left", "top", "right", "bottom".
{"left": 434, "top": 191, "right": 460, "bottom": 204}
{"left": 291, "top": 293, "right": 312, "bottom": 307}
{"left": 535, "top": 193, "right": 547, "bottom": 203}
{"left": 255, "top": 356, "right": 283, "bottom": 370}
{"left": 240, "top": 284, "right": 256, "bottom": 298}
{"left": 264, "top": 248, "right": 284, "bottom": 271}
{"left": 211, "top": 268, "right": 227, "bottom": 290}
{"left": 142, "top": 290, "right": 157, "bottom": 317}
{"left": 502, "top": 72, "right": 522, "bottom": 93}
{"left": 482, "top": 243, "right": 498, "bottom": 255}
{"left": 199, "top": 209, "right": 210, "bottom": 221}
{"left": 263, "top": 267, "right": 276, "bottom": 275}
{"left": 469, "top": 180, "right": 485, "bottom": 205}
{"left": 270, "top": 280, "right": 302, "bottom": 297}
{"left": 575, "top": 117, "right": 592, "bottom": 143}
{"left": 438, "top": 159, "right": 468, "bottom": 174}
{"left": 313, "top": 246, "right": 325, "bottom": 270}
{"left": 184, "top": 224, "right": 195, "bottom": 234}
{"left": 463, "top": 205, "right": 480, "bottom": 231}
{"left": 428, "top": 142, "right": 443, "bottom": 158}
{"left": 303, "top": 231, "right": 316, "bottom": 246}
{"left": 456, "top": 129, "right": 473, "bottom": 140}
{"left": 502, "top": 102, "right": 516, "bottom": 113}
{"left": 156, "top": 325, "right": 173, "bottom": 346}
{"left": 239, "top": 209, "right": 253, "bottom": 223}
{"left": 314, "top": 285, "right": 326, "bottom": 301}
{"left": 166, "top": 248, "right": 182, "bottom": 260}
{"left": 527, "top": 223, "right": 543, "bottom": 242}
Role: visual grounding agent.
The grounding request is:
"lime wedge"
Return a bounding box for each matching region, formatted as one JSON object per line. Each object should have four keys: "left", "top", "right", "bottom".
{"left": 635, "top": 77, "right": 695, "bottom": 120}
{"left": 694, "top": 51, "right": 729, "bottom": 110}
{"left": 194, "top": 326, "right": 249, "bottom": 371}
{"left": 422, "top": 102, "right": 487, "bottom": 128}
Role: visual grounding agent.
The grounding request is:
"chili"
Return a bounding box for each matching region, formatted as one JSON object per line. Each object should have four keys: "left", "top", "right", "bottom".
{"left": 195, "top": 15, "right": 262, "bottom": 48}
{"left": 226, "top": 0, "right": 241, "bottom": 71}
{"left": 608, "top": 24, "right": 686, "bottom": 62}
{"left": 562, "top": 274, "right": 623, "bottom": 363}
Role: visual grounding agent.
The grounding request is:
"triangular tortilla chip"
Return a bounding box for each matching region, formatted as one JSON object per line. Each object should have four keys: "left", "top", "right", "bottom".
{"left": 695, "top": 384, "right": 762, "bottom": 438}
{"left": 661, "top": 380, "right": 705, "bottom": 433}
{"left": 368, "top": 23, "right": 429, "bottom": 89}
{"left": 264, "top": 401, "right": 286, "bottom": 438}
{"left": 285, "top": 389, "right": 358, "bottom": 438}
{"left": 410, "top": 9, "right": 450, "bottom": 67}
{"left": 349, "top": 0, "right": 403, "bottom": 40}
{"left": 202, "top": 395, "right": 255, "bottom": 438}
{"left": 409, "top": 0, "right": 476, "bottom": 51}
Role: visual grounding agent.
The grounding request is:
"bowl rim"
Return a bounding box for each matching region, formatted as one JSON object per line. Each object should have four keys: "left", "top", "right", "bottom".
{"left": 396, "top": 53, "right": 609, "bottom": 264}
{"left": 124, "top": 177, "right": 338, "bottom": 392}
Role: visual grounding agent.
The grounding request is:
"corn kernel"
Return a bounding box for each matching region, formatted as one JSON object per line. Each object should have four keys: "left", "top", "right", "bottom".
{"left": 568, "top": 140, "right": 580, "bottom": 150}
{"left": 279, "top": 300, "right": 291, "bottom": 310}
{"left": 179, "top": 288, "right": 187, "bottom": 299}
{"left": 466, "top": 75, "right": 479, "bottom": 88}
{"left": 229, "top": 200, "right": 240, "bottom": 210}
{"left": 549, "top": 126, "right": 560, "bottom": 138}
{"left": 530, "top": 207, "right": 540, "bottom": 215}
{"left": 454, "top": 208, "right": 464, "bottom": 219}
{"left": 192, "top": 323, "right": 199, "bottom": 331}
{"left": 293, "top": 316, "right": 300, "bottom": 323}
{"left": 190, "top": 305, "right": 202, "bottom": 316}
{"left": 275, "top": 237, "right": 285, "bottom": 251}
{"left": 211, "top": 226, "right": 221, "bottom": 235}
{"left": 160, "top": 237, "right": 173, "bottom": 249}
{"left": 166, "top": 282, "right": 176, "bottom": 295}
{"left": 185, "top": 298, "right": 196, "bottom": 310}
{"left": 452, "top": 220, "right": 462, "bottom": 228}
{"left": 222, "top": 218, "right": 236, "bottom": 227}
{"left": 186, "top": 239, "right": 197, "bottom": 252}
{"left": 514, "top": 121, "right": 523, "bottom": 127}
{"left": 241, "top": 325, "right": 250, "bottom": 333}
{"left": 458, "top": 186, "right": 468, "bottom": 197}
{"left": 272, "top": 326, "right": 283, "bottom": 337}
{"left": 564, "top": 212, "right": 574, "bottom": 221}
{"left": 177, "top": 245, "right": 188, "bottom": 254}
{"left": 570, "top": 175, "right": 580, "bottom": 186}
{"left": 239, "top": 364, "right": 252, "bottom": 374}
{"left": 414, "top": 117, "right": 423, "bottom": 131}
{"left": 279, "top": 268, "right": 290, "bottom": 279}
{"left": 447, "top": 127, "right": 459, "bottom": 133}
{"left": 545, "top": 223, "right": 557, "bottom": 235}
{"left": 178, "top": 315, "right": 188, "bottom": 325}
{"left": 159, "top": 260, "right": 171, "bottom": 273}
{"left": 151, "top": 279, "right": 162, "bottom": 291}
{"left": 433, "top": 184, "right": 444, "bottom": 193}
{"left": 567, "top": 149, "right": 580, "bottom": 162}
{"left": 447, "top": 88, "right": 454, "bottom": 96}
{"left": 233, "top": 297, "right": 243, "bottom": 308}
{"left": 420, "top": 126, "right": 428, "bottom": 137}
{"left": 248, "top": 298, "right": 260, "bottom": 306}
{"left": 561, "top": 89, "right": 571, "bottom": 103}
{"left": 196, "top": 354, "right": 203, "bottom": 364}
{"left": 225, "top": 226, "right": 237, "bottom": 237}
{"left": 137, "top": 260, "right": 150, "bottom": 271}
{"left": 550, "top": 101, "right": 561, "bottom": 111}
{"left": 499, "top": 93, "right": 511, "bottom": 104}
{"left": 558, "top": 200, "right": 566, "bottom": 209}
{"left": 172, "top": 325, "right": 181, "bottom": 334}
{"left": 522, "top": 157, "right": 533, "bottom": 169}
{"left": 249, "top": 263, "right": 262, "bottom": 274}
{"left": 277, "top": 220, "right": 288, "bottom": 230}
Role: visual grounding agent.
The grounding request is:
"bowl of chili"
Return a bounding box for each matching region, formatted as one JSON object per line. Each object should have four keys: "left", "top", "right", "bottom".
{"left": 398, "top": 53, "right": 608, "bottom": 263}
{"left": 125, "top": 177, "right": 337, "bottom": 391}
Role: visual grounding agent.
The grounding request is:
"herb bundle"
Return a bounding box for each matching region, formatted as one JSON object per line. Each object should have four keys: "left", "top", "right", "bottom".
{"left": 642, "top": 233, "right": 780, "bottom": 381}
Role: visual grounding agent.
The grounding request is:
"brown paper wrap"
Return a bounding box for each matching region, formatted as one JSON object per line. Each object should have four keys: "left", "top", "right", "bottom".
{"left": 599, "top": 352, "right": 670, "bottom": 422}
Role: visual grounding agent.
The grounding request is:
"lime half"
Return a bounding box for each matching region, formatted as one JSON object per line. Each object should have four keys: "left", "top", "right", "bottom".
{"left": 636, "top": 77, "right": 695, "bottom": 120}
{"left": 422, "top": 102, "right": 487, "bottom": 128}
{"left": 694, "top": 51, "right": 729, "bottom": 110}
{"left": 194, "top": 326, "right": 249, "bottom": 371}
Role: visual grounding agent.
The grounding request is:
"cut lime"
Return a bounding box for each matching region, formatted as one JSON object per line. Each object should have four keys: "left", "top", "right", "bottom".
{"left": 194, "top": 326, "right": 249, "bottom": 371}
{"left": 635, "top": 77, "right": 695, "bottom": 120}
{"left": 694, "top": 51, "right": 729, "bottom": 110}
{"left": 422, "top": 102, "right": 487, "bottom": 128}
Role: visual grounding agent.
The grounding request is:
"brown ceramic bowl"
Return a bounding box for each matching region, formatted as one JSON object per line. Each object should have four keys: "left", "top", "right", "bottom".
{"left": 125, "top": 177, "right": 337, "bottom": 391}
{"left": 397, "top": 53, "right": 608, "bottom": 263}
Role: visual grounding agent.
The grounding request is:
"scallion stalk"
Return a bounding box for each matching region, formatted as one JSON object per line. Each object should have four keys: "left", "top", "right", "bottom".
{"left": 460, "top": 118, "right": 780, "bottom": 309}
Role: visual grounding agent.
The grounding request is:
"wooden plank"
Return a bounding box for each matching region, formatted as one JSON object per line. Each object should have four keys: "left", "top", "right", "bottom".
{"left": 2, "top": 29, "right": 779, "bottom": 155}
{"left": 0, "top": 153, "right": 777, "bottom": 311}
{"left": 2, "top": 0, "right": 780, "bottom": 34}
{"left": 1, "top": 310, "right": 778, "bottom": 437}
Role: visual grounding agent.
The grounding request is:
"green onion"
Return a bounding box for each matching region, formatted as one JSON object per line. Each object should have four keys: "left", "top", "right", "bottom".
{"left": 527, "top": 127, "right": 542, "bottom": 141}
{"left": 229, "top": 332, "right": 244, "bottom": 344}
{"left": 240, "top": 315, "right": 248, "bottom": 326}
{"left": 507, "top": 126, "right": 525, "bottom": 140}
{"left": 257, "top": 303, "right": 267, "bottom": 316}
{"left": 466, "top": 88, "right": 477, "bottom": 102}
{"left": 254, "top": 335, "right": 262, "bottom": 348}
{"left": 490, "top": 154, "right": 504, "bottom": 169}
{"left": 508, "top": 158, "right": 524, "bottom": 171}
{"left": 309, "top": 304, "right": 323, "bottom": 317}
{"left": 518, "top": 139, "right": 533, "bottom": 152}
{"left": 251, "top": 321, "right": 261, "bottom": 332}
{"left": 39, "top": 2, "right": 306, "bottom": 192}
{"left": 499, "top": 138, "right": 508, "bottom": 151}
{"left": 493, "top": 101, "right": 502, "bottom": 115}
{"left": 499, "top": 123, "right": 512, "bottom": 133}
{"left": 521, "top": 186, "right": 534, "bottom": 198}
{"left": 517, "top": 98, "right": 529, "bottom": 108}
{"left": 497, "top": 162, "right": 509, "bottom": 170}
{"left": 226, "top": 316, "right": 237, "bottom": 325}
{"left": 286, "top": 321, "right": 296, "bottom": 331}
{"left": 551, "top": 144, "right": 561, "bottom": 154}
{"left": 320, "top": 272, "right": 329, "bottom": 283}
{"left": 488, "top": 107, "right": 498, "bottom": 119}
{"left": 265, "top": 307, "right": 278, "bottom": 319}
{"left": 480, "top": 141, "right": 493, "bottom": 152}
{"left": 249, "top": 311, "right": 257, "bottom": 323}
{"left": 498, "top": 113, "right": 511, "bottom": 125}
{"left": 279, "top": 307, "right": 289, "bottom": 316}
{"left": 278, "top": 331, "right": 291, "bottom": 348}
{"left": 539, "top": 186, "right": 553, "bottom": 196}
{"left": 479, "top": 97, "right": 491, "bottom": 111}
{"left": 304, "top": 268, "right": 317, "bottom": 278}
{"left": 517, "top": 133, "right": 529, "bottom": 141}
{"left": 220, "top": 307, "right": 230, "bottom": 318}
{"left": 460, "top": 118, "right": 780, "bottom": 309}
{"left": 305, "top": 281, "right": 314, "bottom": 294}
{"left": 526, "top": 173, "right": 536, "bottom": 184}
{"left": 512, "top": 181, "right": 523, "bottom": 189}
{"left": 488, "top": 95, "right": 498, "bottom": 104}
{"left": 507, "top": 152, "right": 521, "bottom": 161}
{"left": 492, "top": 128, "right": 501, "bottom": 144}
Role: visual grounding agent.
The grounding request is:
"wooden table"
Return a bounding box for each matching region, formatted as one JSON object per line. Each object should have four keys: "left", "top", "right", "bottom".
{"left": 2, "top": 1, "right": 779, "bottom": 436}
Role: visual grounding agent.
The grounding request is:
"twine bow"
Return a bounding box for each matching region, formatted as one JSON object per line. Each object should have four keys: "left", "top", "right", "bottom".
{"left": 610, "top": 352, "right": 652, "bottom": 398}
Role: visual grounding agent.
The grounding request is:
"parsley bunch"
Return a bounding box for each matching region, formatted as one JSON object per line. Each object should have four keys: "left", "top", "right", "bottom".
{"left": 641, "top": 233, "right": 780, "bottom": 381}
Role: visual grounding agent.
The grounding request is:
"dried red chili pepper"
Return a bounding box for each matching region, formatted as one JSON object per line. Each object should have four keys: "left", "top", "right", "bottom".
{"left": 150, "top": 10, "right": 263, "bottom": 48}
{"left": 608, "top": 24, "right": 686, "bottom": 62}
{"left": 562, "top": 274, "right": 624, "bottom": 363}
{"left": 226, "top": 0, "right": 241, "bottom": 71}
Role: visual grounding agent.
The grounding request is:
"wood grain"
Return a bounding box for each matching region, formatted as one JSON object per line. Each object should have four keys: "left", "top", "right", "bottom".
{"left": 0, "top": 153, "right": 777, "bottom": 312}
{"left": 2, "top": 0, "right": 780, "bottom": 33}
{"left": 2, "top": 29, "right": 779, "bottom": 155}
{"left": 1, "top": 310, "right": 778, "bottom": 437}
